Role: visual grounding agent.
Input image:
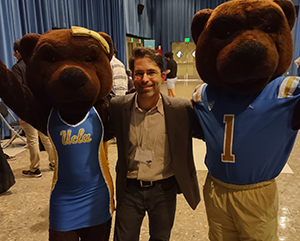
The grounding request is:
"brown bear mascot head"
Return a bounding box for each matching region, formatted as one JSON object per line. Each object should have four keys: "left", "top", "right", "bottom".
{"left": 0, "top": 26, "right": 114, "bottom": 130}
{"left": 191, "top": 0, "right": 296, "bottom": 95}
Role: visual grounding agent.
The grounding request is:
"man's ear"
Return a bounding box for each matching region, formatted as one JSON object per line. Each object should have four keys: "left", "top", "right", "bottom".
{"left": 274, "top": 0, "right": 296, "bottom": 30}
{"left": 191, "top": 9, "right": 213, "bottom": 44}
{"left": 99, "top": 32, "right": 114, "bottom": 61}
{"left": 20, "top": 33, "right": 41, "bottom": 65}
{"left": 161, "top": 72, "right": 166, "bottom": 84}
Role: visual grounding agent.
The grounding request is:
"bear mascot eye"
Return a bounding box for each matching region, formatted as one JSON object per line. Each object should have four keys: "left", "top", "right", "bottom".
{"left": 38, "top": 44, "right": 60, "bottom": 63}
{"left": 260, "top": 10, "right": 283, "bottom": 33}
{"left": 85, "top": 54, "right": 98, "bottom": 62}
{"left": 212, "top": 18, "right": 238, "bottom": 39}
{"left": 46, "top": 55, "right": 57, "bottom": 63}
{"left": 43, "top": 51, "right": 58, "bottom": 63}
{"left": 264, "top": 23, "right": 279, "bottom": 33}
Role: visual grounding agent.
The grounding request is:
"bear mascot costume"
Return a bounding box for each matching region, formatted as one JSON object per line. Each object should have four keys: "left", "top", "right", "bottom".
{"left": 191, "top": 0, "right": 299, "bottom": 240}
{"left": 0, "top": 26, "right": 115, "bottom": 241}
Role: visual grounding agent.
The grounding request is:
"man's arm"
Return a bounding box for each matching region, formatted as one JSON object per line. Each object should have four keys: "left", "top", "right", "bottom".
{"left": 191, "top": 111, "right": 205, "bottom": 140}
{"left": 11, "top": 64, "right": 23, "bottom": 83}
{"left": 103, "top": 97, "right": 116, "bottom": 142}
{"left": 187, "top": 99, "right": 205, "bottom": 140}
{"left": 165, "top": 61, "right": 171, "bottom": 75}
{"left": 295, "top": 57, "right": 300, "bottom": 68}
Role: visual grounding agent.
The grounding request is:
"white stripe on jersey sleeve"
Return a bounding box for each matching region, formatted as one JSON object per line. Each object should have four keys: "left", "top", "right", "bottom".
{"left": 278, "top": 76, "right": 300, "bottom": 98}
{"left": 192, "top": 83, "right": 207, "bottom": 103}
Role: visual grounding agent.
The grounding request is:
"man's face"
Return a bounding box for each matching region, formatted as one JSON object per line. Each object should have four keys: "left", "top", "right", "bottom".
{"left": 13, "top": 50, "right": 21, "bottom": 61}
{"left": 133, "top": 57, "right": 165, "bottom": 98}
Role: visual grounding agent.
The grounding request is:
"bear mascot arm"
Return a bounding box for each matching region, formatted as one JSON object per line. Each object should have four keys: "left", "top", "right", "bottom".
{"left": 0, "top": 28, "right": 114, "bottom": 135}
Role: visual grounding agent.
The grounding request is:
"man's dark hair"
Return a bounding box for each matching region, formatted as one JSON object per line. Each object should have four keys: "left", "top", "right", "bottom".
{"left": 164, "top": 52, "right": 173, "bottom": 59}
{"left": 129, "top": 47, "right": 164, "bottom": 74}
{"left": 13, "top": 40, "right": 21, "bottom": 52}
{"left": 114, "top": 49, "right": 118, "bottom": 58}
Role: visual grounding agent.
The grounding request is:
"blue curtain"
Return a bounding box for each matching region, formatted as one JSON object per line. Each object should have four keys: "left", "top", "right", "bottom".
{"left": 152, "top": 0, "right": 197, "bottom": 53}
{"left": 48, "top": 0, "right": 126, "bottom": 63}
{"left": 123, "top": 0, "right": 153, "bottom": 39}
{"left": 195, "top": 0, "right": 228, "bottom": 10}
{"left": 0, "top": 0, "right": 52, "bottom": 69}
{"left": 151, "top": 0, "right": 228, "bottom": 54}
{"left": 110, "top": 0, "right": 126, "bottom": 63}
{"left": 0, "top": 0, "right": 52, "bottom": 138}
{"left": 0, "top": 0, "right": 126, "bottom": 67}
{"left": 291, "top": 0, "right": 300, "bottom": 76}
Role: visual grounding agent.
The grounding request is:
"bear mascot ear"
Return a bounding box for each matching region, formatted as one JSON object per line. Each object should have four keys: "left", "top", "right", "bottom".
{"left": 191, "top": 9, "right": 213, "bottom": 44}
{"left": 19, "top": 33, "right": 41, "bottom": 65}
{"left": 98, "top": 32, "right": 114, "bottom": 61}
{"left": 274, "top": 0, "right": 296, "bottom": 30}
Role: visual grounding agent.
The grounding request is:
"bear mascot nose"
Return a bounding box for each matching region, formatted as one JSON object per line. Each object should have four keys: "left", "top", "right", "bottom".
{"left": 59, "top": 67, "right": 88, "bottom": 89}
{"left": 232, "top": 41, "right": 267, "bottom": 66}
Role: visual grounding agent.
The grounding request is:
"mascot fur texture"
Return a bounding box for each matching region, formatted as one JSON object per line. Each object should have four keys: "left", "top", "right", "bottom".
{"left": 191, "top": 0, "right": 299, "bottom": 240}
{"left": 0, "top": 27, "right": 115, "bottom": 240}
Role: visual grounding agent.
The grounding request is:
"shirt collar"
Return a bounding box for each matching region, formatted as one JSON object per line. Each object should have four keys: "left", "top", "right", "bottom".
{"left": 134, "top": 94, "right": 164, "bottom": 115}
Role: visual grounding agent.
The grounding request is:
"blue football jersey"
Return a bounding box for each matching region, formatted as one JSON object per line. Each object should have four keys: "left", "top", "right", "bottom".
{"left": 47, "top": 107, "right": 114, "bottom": 231}
{"left": 193, "top": 76, "right": 300, "bottom": 185}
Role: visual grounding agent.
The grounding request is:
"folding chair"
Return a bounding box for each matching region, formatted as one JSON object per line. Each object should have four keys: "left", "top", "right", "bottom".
{"left": 0, "top": 102, "right": 26, "bottom": 149}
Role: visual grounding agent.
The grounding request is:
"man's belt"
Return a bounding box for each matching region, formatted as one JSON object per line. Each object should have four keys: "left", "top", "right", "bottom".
{"left": 127, "top": 176, "right": 175, "bottom": 188}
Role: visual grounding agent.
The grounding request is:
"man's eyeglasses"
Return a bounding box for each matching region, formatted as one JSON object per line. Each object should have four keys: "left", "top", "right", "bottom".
{"left": 133, "top": 70, "right": 159, "bottom": 80}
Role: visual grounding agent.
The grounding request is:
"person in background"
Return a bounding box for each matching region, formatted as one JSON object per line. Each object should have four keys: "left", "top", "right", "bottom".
{"left": 110, "top": 49, "right": 128, "bottom": 96}
{"left": 105, "top": 47, "right": 203, "bottom": 241}
{"left": 165, "top": 52, "right": 178, "bottom": 97}
{"left": 11, "top": 40, "right": 55, "bottom": 178}
{"left": 155, "top": 45, "right": 162, "bottom": 55}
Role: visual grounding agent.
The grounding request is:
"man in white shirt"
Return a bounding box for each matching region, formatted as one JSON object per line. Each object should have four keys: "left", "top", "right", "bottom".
{"left": 110, "top": 49, "right": 128, "bottom": 96}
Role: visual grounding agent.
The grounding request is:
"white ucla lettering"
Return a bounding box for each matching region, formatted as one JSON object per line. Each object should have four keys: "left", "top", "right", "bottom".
{"left": 60, "top": 128, "right": 92, "bottom": 145}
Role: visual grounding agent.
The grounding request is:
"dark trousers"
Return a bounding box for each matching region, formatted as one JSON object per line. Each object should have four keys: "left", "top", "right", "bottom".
{"left": 0, "top": 146, "right": 15, "bottom": 194}
{"left": 114, "top": 176, "right": 177, "bottom": 241}
{"left": 49, "top": 219, "right": 111, "bottom": 241}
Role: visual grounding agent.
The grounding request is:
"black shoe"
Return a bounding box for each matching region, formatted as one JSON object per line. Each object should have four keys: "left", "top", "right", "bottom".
{"left": 22, "top": 169, "right": 42, "bottom": 178}
{"left": 49, "top": 163, "right": 54, "bottom": 171}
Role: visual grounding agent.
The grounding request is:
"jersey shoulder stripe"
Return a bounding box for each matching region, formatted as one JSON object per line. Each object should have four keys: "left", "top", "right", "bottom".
{"left": 192, "top": 83, "right": 207, "bottom": 103}
{"left": 278, "top": 76, "right": 300, "bottom": 98}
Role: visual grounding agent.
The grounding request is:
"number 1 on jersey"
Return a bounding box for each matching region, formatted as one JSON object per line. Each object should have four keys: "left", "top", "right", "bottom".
{"left": 222, "top": 114, "right": 235, "bottom": 163}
